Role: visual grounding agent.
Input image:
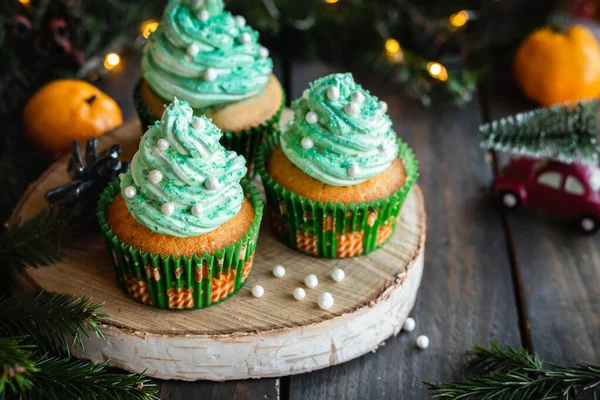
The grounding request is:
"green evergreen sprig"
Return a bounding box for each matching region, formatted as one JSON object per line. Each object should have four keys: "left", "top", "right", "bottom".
{"left": 0, "top": 337, "right": 37, "bottom": 395}
{"left": 424, "top": 342, "right": 600, "bottom": 400}
{"left": 0, "top": 292, "right": 107, "bottom": 356}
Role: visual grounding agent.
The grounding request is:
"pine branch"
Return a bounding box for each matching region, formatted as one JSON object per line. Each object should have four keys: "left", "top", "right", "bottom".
{"left": 0, "top": 208, "right": 73, "bottom": 272}
{"left": 0, "top": 292, "right": 107, "bottom": 356}
{"left": 24, "top": 357, "right": 158, "bottom": 400}
{"left": 465, "top": 341, "right": 543, "bottom": 375}
{"left": 0, "top": 337, "right": 37, "bottom": 396}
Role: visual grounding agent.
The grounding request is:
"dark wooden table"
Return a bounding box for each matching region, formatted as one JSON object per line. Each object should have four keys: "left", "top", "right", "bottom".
{"left": 96, "top": 49, "right": 599, "bottom": 400}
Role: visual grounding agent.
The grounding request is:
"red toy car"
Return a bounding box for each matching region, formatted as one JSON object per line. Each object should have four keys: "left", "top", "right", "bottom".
{"left": 493, "top": 156, "right": 600, "bottom": 234}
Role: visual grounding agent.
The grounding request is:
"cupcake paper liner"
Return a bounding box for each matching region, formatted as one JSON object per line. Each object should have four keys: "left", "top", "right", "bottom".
{"left": 97, "top": 179, "right": 264, "bottom": 310}
{"left": 256, "top": 134, "right": 418, "bottom": 258}
{"left": 133, "top": 78, "right": 285, "bottom": 173}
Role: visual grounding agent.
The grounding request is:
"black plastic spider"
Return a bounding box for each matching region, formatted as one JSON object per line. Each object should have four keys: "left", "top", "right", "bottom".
{"left": 45, "top": 138, "right": 130, "bottom": 225}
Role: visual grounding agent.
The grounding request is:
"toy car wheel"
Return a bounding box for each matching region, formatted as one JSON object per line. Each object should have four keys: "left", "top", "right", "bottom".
{"left": 499, "top": 191, "right": 520, "bottom": 210}
{"left": 578, "top": 215, "right": 599, "bottom": 235}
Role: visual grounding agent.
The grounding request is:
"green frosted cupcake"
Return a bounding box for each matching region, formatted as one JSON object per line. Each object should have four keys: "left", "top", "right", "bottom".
{"left": 98, "top": 99, "right": 263, "bottom": 310}
{"left": 134, "top": 0, "right": 285, "bottom": 170}
{"left": 257, "top": 73, "right": 418, "bottom": 258}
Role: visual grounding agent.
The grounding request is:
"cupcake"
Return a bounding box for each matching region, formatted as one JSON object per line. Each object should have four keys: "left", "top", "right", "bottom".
{"left": 98, "top": 98, "right": 263, "bottom": 310}
{"left": 134, "top": 0, "right": 285, "bottom": 170}
{"left": 257, "top": 73, "right": 418, "bottom": 258}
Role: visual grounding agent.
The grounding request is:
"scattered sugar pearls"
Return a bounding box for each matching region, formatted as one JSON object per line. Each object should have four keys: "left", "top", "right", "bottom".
{"left": 252, "top": 285, "right": 264, "bottom": 298}
{"left": 330, "top": 268, "right": 345, "bottom": 282}
{"left": 272, "top": 265, "right": 286, "bottom": 278}
{"left": 403, "top": 317, "right": 416, "bottom": 332}
{"left": 293, "top": 287, "right": 306, "bottom": 301}
{"left": 416, "top": 335, "right": 429, "bottom": 349}
{"left": 318, "top": 292, "right": 334, "bottom": 310}
{"left": 304, "top": 274, "right": 318, "bottom": 289}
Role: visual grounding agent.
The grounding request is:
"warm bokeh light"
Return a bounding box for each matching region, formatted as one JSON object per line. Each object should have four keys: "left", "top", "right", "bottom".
{"left": 141, "top": 20, "right": 159, "bottom": 39}
{"left": 449, "top": 10, "right": 469, "bottom": 28}
{"left": 325, "top": 0, "right": 339, "bottom": 3}
{"left": 385, "top": 38, "right": 401, "bottom": 56}
{"left": 427, "top": 62, "right": 448, "bottom": 81}
{"left": 104, "top": 53, "right": 121, "bottom": 70}
{"left": 18, "top": 0, "right": 30, "bottom": 4}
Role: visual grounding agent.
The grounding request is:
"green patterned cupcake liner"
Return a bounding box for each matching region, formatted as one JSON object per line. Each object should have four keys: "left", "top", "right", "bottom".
{"left": 256, "top": 134, "right": 418, "bottom": 258}
{"left": 133, "top": 78, "right": 285, "bottom": 174}
{"left": 97, "top": 179, "right": 264, "bottom": 310}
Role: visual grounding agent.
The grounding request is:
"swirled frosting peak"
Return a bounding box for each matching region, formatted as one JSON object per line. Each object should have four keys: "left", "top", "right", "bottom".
{"left": 280, "top": 73, "right": 398, "bottom": 186}
{"left": 120, "top": 98, "right": 247, "bottom": 238}
{"left": 141, "top": 0, "right": 273, "bottom": 109}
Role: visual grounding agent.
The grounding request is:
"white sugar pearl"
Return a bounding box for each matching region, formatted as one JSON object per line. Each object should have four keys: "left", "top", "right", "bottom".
{"left": 204, "top": 68, "right": 217, "bottom": 82}
{"left": 252, "top": 285, "right": 264, "bottom": 298}
{"left": 192, "top": 117, "right": 206, "bottom": 130}
{"left": 344, "top": 102, "right": 360, "bottom": 115}
{"left": 187, "top": 43, "right": 200, "bottom": 56}
{"left": 305, "top": 111, "right": 318, "bottom": 124}
{"left": 318, "top": 292, "right": 334, "bottom": 310}
{"left": 378, "top": 100, "right": 388, "bottom": 113}
{"left": 124, "top": 186, "right": 137, "bottom": 199}
{"left": 351, "top": 91, "right": 366, "bottom": 104}
{"left": 416, "top": 335, "right": 429, "bottom": 349}
{"left": 157, "top": 139, "right": 169, "bottom": 151}
{"left": 293, "top": 287, "right": 306, "bottom": 301}
{"left": 403, "top": 317, "right": 416, "bottom": 332}
{"left": 301, "top": 137, "right": 314, "bottom": 150}
{"left": 235, "top": 15, "right": 246, "bottom": 27}
{"left": 197, "top": 9, "right": 209, "bottom": 21}
{"left": 161, "top": 202, "right": 175, "bottom": 217}
{"left": 149, "top": 169, "right": 163, "bottom": 184}
{"left": 272, "top": 265, "right": 286, "bottom": 278}
{"left": 258, "top": 47, "right": 269, "bottom": 59}
{"left": 303, "top": 89, "right": 311, "bottom": 99}
{"left": 191, "top": 204, "right": 203, "bottom": 216}
{"left": 347, "top": 164, "right": 361, "bottom": 178}
{"left": 239, "top": 32, "right": 251, "bottom": 44}
{"left": 205, "top": 176, "right": 220, "bottom": 190}
{"left": 327, "top": 86, "right": 340, "bottom": 101}
{"left": 304, "top": 274, "right": 318, "bottom": 289}
{"left": 330, "top": 268, "right": 345, "bottom": 283}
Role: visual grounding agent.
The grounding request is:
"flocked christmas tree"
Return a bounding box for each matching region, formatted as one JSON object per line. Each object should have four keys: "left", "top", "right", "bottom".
{"left": 480, "top": 100, "right": 600, "bottom": 165}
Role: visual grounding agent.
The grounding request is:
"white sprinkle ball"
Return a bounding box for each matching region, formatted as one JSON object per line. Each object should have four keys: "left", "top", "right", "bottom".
{"left": 351, "top": 91, "right": 366, "bottom": 104}
{"left": 191, "top": 204, "right": 203, "bottom": 216}
{"left": 161, "top": 202, "right": 175, "bottom": 217}
{"left": 344, "top": 102, "right": 360, "bottom": 116}
{"left": 124, "top": 186, "right": 137, "bottom": 199}
{"left": 327, "top": 86, "right": 340, "bottom": 101}
{"left": 187, "top": 43, "right": 200, "bottom": 56}
{"left": 272, "top": 265, "right": 286, "bottom": 278}
{"left": 305, "top": 111, "right": 319, "bottom": 124}
{"left": 157, "top": 138, "right": 169, "bottom": 151}
{"left": 330, "top": 268, "right": 345, "bottom": 283}
{"left": 304, "top": 274, "right": 318, "bottom": 289}
{"left": 192, "top": 117, "right": 206, "bottom": 130}
{"left": 303, "top": 89, "right": 311, "bottom": 99}
{"left": 347, "top": 164, "right": 361, "bottom": 178}
{"left": 293, "top": 287, "right": 306, "bottom": 301}
{"left": 318, "top": 292, "right": 334, "bottom": 310}
{"left": 416, "top": 335, "right": 429, "bottom": 349}
{"left": 301, "top": 137, "right": 314, "bottom": 150}
{"left": 204, "top": 67, "right": 217, "bottom": 82}
{"left": 239, "top": 32, "right": 251, "bottom": 44}
{"left": 378, "top": 100, "right": 388, "bottom": 113}
{"left": 403, "top": 317, "right": 416, "bottom": 332}
{"left": 205, "top": 176, "right": 220, "bottom": 190}
{"left": 197, "top": 9, "right": 209, "bottom": 21}
{"left": 258, "top": 47, "right": 269, "bottom": 58}
{"left": 235, "top": 15, "right": 246, "bottom": 27}
{"left": 252, "top": 285, "right": 264, "bottom": 298}
{"left": 148, "top": 169, "right": 163, "bottom": 184}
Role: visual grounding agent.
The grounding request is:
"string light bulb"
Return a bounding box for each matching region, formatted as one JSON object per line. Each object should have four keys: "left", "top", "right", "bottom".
{"left": 141, "top": 20, "right": 159, "bottom": 39}
{"left": 325, "top": 0, "right": 339, "bottom": 3}
{"left": 427, "top": 62, "right": 448, "bottom": 81}
{"left": 449, "top": 10, "right": 469, "bottom": 28}
{"left": 104, "top": 53, "right": 121, "bottom": 70}
{"left": 18, "top": 0, "right": 30, "bottom": 4}
{"left": 385, "top": 38, "right": 401, "bottom": 56}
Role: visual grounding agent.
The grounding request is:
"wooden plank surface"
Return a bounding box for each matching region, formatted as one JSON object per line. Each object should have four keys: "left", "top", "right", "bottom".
{"left": 483, "top": 81, "right": 600, "bottom": 365}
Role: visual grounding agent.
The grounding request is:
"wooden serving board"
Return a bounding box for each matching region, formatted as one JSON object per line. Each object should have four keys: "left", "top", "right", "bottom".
{"left": 10, "top": 112, "right": 426, "bottom": 381}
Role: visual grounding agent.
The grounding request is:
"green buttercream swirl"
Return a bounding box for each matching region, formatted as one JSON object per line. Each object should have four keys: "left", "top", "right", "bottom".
{"left": 141, "top": 0, "right": 273, "bottom": 109}
{"left": 120, "top": 98, "right": 247, "bottom": 237}
{"left": 280, "top": 73, "right": 398, "bottom": 186}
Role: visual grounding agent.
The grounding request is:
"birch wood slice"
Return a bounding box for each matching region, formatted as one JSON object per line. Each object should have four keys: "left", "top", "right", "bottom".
{"left": 10, "top": 112, "right": 426, "bottom": 381}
